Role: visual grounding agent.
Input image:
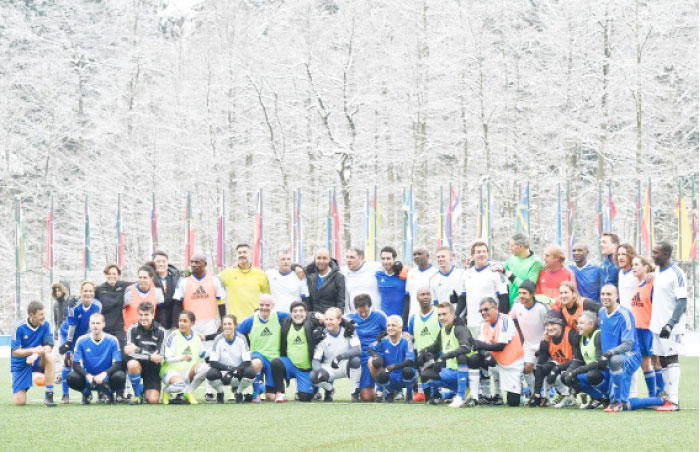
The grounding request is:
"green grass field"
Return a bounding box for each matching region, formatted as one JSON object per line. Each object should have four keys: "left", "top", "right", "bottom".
{"left": 1, "top": 358, "right": 697, "bottom": 452}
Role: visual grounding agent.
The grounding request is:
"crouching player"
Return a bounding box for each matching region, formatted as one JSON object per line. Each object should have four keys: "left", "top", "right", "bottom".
{"left": 11, "top": 301, "right": 56, "bottom": 407}
{"left": 204, "top": 314, "right": 256, "bottom": 403}
{"left": 270, "top": 301, "right": 322, "bottom": 402}
{"left": 160, "top": 310, "right": 206, "bottom": 404}
{"left": 418, "top": 302, "right": 478, "bottom": 407}
{"left": 527, "top": 310, "right": 579, "bottom": 408}
{"left": 474, "top": 297, "right": 524, "bottom": 407}
{"left": 67, "top": 313, "right": 125, "bottom": 404}
{"left": 368, "top": 315, "right": 417, "bottom": 403}
{"left": 311, "top": 307, "right": 362, "bottom": 402}
{"left": 124, "top": 302, "right": 166, "bottom": 404}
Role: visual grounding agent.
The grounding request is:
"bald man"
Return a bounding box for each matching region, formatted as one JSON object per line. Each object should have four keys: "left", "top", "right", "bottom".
{"left": 305, "top": 248, "right": 346, "bottom": 314}
{"left": 568, "top": 243, "right": 603, "bottom": 302}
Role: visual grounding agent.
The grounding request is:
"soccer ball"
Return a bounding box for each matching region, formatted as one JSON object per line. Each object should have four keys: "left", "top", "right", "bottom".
{"left": 34, "top": 373, "right": 46, "bottom": 386}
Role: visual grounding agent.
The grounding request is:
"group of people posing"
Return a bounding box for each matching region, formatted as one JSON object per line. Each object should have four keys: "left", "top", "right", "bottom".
{"left": 11, "top": 232, "right": 687, "bottom": 413}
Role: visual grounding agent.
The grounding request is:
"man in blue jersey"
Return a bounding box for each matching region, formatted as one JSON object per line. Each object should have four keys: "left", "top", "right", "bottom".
{"left": 11, "top": 301, "right": 56, "bottom": 406}
{"left": 66, "top": 313, "right": 125, "bottom": 404}
{"left": 568, "top": 243, "right": 602, "bottom": 302}
{"left": 598, "top": 284, "right": 641, "bottom": 412}
{"left": 376, "top": 246, "right": 408, "bottom": 322}
{"left": 347, "top": 293, "right": 387, "bottom": 402}
{"left": 599, "top": 233, "right": 620, "bottom": 287}
{"left": 368, "top": 315, "right": 416, "bottom": 403}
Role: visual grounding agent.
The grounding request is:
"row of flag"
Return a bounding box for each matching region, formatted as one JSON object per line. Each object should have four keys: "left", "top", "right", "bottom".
{"left": 15, "top": 180, "right": 698, "bottom": 279}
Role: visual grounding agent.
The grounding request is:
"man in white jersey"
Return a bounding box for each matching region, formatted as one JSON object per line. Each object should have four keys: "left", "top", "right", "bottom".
{"left": 310, "top": 307, "right": 362, "bottom": 402}
{"left": 341, "top": 247, "right": 382, "bottom": 313}
{"left": 265, "top": 250, "right": 309, "bottom": 313}
{"left": 406, "top": 248, "right": 438, "bottom": 318}
{"left": 463, "top": 240, "right": 508, "bottom": 328}
{"left": 650, "top": 242, "right": 688, "bottom": 411}
{"left": 509, "top": 280, "right": 547, "bottom": 399}
{"left": 429, "top": 246, "right": 466, "bottom": 311}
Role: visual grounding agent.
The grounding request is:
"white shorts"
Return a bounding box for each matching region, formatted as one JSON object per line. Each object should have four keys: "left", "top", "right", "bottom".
{"left": 162, "top": 369, "right": 192, "bottom": 385}
{"left": 652, "top": 333, "right": 683, "bottom": 357}
{"left": 523, "top": 341, "right": 539, "bottom": 364}
{"left": 321, "top": 363, "right": 350, "bottom": 382}
{"left": 494, "top": 361, "right": 523, "bottom": 394}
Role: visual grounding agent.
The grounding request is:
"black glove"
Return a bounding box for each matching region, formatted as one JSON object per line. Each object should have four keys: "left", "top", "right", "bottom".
{"left": 342, "top": 320, "right": 356, "bottom": 338}
{"left": 375, "top": 331, "right": 388, "bottom": 342}
{"left": 59, "top": 341, "right": 72, "bottom": 355}
{"left": 378, "top": 368, "right": 392, "bottom": 381}
{"left": 311, "top": 328, "right": 326, "bottom": 343}
{"left": 449, "top": 291, "right": 459, "bottom": 305}
{"left": 546, "top": 370, "right": 558, "bottom": 386}
{"left": 391, "top": 261, "right": 404, "bottom": 275}
{"left": 597, "top": 355, "right": 609, "bottom": 370}
{"left": 331, "top": 357, "right": 340, "bottom": 369}
{"left": 659, "top": 324, "right": 673, "bottom": 339}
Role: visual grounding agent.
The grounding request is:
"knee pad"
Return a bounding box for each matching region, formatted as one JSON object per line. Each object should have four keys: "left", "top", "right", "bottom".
{"left": 221, "top": 372, "right": 233, "bottom": 386}
{"left": 587, "top": 370, "right": 604, "bottom": 386}
{"left": 371, "top": 356, "right": 384, "bottom": 370}
{"left": 401, "top": 367, "right": 415, "bottom": 380}
{"left": 242, "top": 366, "right": 257, "bottom": 380}
{"left": 375, "top": 369, "right": 391, "bottom": 385}
{"left": 609, "top": 355, "right": 624, "bottom": 373}
{"left": 169, "top": 381, "right": 186, "bottom": 393}
{"left": 311, "top": 369, "right": 330, "bottom": 385}
{"left": 348, "top": 356, "right": 361, "bottom": 369}
{"left": 206, "top": 368, "right": 222, "bottom": 382}
{"left": 506, "top": 391, "right": 520, "bottom": 407}
{"left": 466, "top": 353, "right": 481, "bottom": 369}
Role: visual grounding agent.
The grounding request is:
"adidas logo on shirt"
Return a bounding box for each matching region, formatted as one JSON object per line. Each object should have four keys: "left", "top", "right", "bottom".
{"left": 420, "top": 327, "right": 430, "bottom": 336}
{"left": 260, "top": 327, "right": 273, "bottom": 337}
{"left": 192, "top": 285, "right": 208, "bottom": 300}
{"left": 293, "top": 336, "right": 304, "bottom": 345}
{"left": 183, "top": 346, "right": 191, "bottom": 355}
{"left": 23, "top": 335, "right": 28, "bottom": 340}
{"left": 86, "top": 348, "right": 91, "bottom": 352}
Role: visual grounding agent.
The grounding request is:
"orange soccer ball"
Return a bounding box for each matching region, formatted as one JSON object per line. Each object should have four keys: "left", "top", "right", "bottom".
{"left": 34, "top": 373, "right": 46, "bottom": 387}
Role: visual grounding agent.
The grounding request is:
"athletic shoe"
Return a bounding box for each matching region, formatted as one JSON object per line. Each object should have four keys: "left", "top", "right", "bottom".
{"left": 655, "top": 401, "right": 680, "bottom": 412}
{"left": 351, "top": 389, "right": 361, "bottom": 403}
{"left": 491, "top": 394, "right": 504, "bottom": 406}
{"left": 216, "top": 393, "right": 225, "bottom": 404}
{"left": 555, "top": 396, "right": 578, "bottom": 409}
{"left": 61, "top": 395, "right": 69, "bottom": 405}
{"left": 313, "top": 392, "right": 322, "bottom": 401}
{"left": 656, "top": 390, "right": 670, "bottom": 402}
{"left": 579, "top": 394, "right": 589, "bottom": 406}
{"left": 323, "top": 389, "right": 334, "bottom": 402}
{"left": 385, "top": 392, "right": 395, "bottom": 403}
{"left": 44, "top": 393, "right": 56, "bottom": 408}
{"left": 130, "top": 396, "right": 143, "bottom": 405}
{"left": 404, "top": 393, "right": 414, "bottom": 404}
{"left": 204, "top": 393, "right": 217, "bottom": 403}
{"left": 234, "top": 392, "right": 243, "bottom": 404}
{"left": 81, "top": 393, "right": 91, "bottom": 405}
{"left": 394, "top": 392, "right": 404, "bottom": 401}
{"left": 462, "top": 398, "right": 478, "bottom": 408}
{"left": 428, "top": 395, "right": 441, "bottom": 405}
{"left": 106, "top": 393, "right": 116, "bottom": 405}
{"left": 412, "top": 393, "right": 426, "bottom": 402}
{"left": 275, "top": 393, "right": 288, "bottom": 403}
{"left": 551, "top": 394, "right": 565, "bottom": 406}
{"left": 525, "top": 396, "right": 542, "bottom": 407}
{"left": 183, "top": 393, "right": 198, "bottom": 405}
{"left": 97, "top": 391, "right": 108, "bottom": 404}
{"left": 585, "top": 399, "right": 604, "bottom": 410}
{"left": 621, "top": 401, "right": 633, "bottom": 411}
{"left": 115, "top": 392, "right": 125, "bottom": 404}
{"left": 448, "top": 395, "right": 464, "bottom": 408}
{"left": 604, "top": 402, "right": 622, "bottom": 413}
{"left": 252, "top": 393, "right": 261, "bottom": 404}
{"left": 375, "top": 392, "right": 384, "bottom": 403}
{"left": 162, "top": 392, "right": 171, "bottom": 405}
{"left": 171, "top": 394, "right": 188, "bottom": 405}
{"left": 477, "top": 397, "right": 491, "bottom": 405}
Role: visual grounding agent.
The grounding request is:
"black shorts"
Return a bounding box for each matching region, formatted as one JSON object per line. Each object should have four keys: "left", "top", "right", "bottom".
{"left": 139, "top": 360, "right": 162, "bottom": 392}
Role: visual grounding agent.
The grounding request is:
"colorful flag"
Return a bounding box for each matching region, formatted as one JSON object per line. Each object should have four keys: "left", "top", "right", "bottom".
{"left": 83, "top": 194, "right": 91, "bottom": 274}
{"left": 291, "top": 190, "right": 304, "bottom": 264}
{"left": 253, "top": 189, "right": 263, "bottom": 267}
{"left": 184, "top": 191, "right": 195, "bottom": 267}
{"left": 675, "top": 181, "right": 693, "bottom": 261}
{"left": 151, "top": 192, "right": 158, "bottom": 254}
{"left": 692, "top": 177, "right": 698, "bottom": 259}
{"left": 217, "top": 191, "right": 225, "bottom": 269}
{"left": 445, "top": 185, "right": 461, "bottom": 250}
{"left": 515, "top": 182, "right": 529, "bottom": 235}
{"left": 603, "top": 181, "right": 617, "bottom": 233}
{"left": 328, "top": 188, "right": 342, "bottom": 264}
{"left": 640, "top": 180, "right": 654, "bottom": 259}
{"left": 46, "top": 195, "right": 54, "bottom": 272}
{"left": 555, "top": 183, "right": 563, "bottom": 248}
{"left": 116, "top": 193, "right": 124, "bottom": 267}
{"left": 15, "top": 199, "right": 27, "bottom": 272}
{"left": 437, "top": 186, "right": 446, "bottom": 248}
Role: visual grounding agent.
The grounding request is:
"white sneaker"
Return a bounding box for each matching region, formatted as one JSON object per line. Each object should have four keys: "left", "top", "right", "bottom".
{"left": 555, "top": 396, "right": 578, "bottom": 408}
{"left": 448, "top": 395, "right": 465, "bottom": 408}
{"left": 275, "top": 393, "right": 288, "bottom": 403}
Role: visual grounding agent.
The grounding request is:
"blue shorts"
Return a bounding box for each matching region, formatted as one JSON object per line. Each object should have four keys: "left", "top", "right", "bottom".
{"left": 359, "top": 354, "right": 373, "bottom": 389}
{"left": 12, "top": 358, "right": 44, "bottom": 394}
{"left": 428, "top": 368, "right": 459, "bottom": 393}
{"left": 636, "top": 328, "right": 653, "bottom": 357}
{"left": 278, "top": 357, "right": 313, "bottom": 394}
{"left": 250, "top": 352, "right": 275, "bottom": 390}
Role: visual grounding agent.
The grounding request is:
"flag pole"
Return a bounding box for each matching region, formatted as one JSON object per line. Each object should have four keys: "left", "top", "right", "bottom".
{"left": 374, "top": 184, "right": 378, "bottom": 261}
{"left": 15, "top": 198, "right": 21, "bottom": 321}
{"left": 636, "top": 180, "right": 641, "bottom": 253}
{"left": 678, "top": 179, "right": 683, "bottom": 261}
{"left": 608, "top": 180, "right": 613, "bottom": 232}
{"left": 692, "top": 174, "right": 697, "bottom": 330}
{"left": 49, "top": 194, "right": 54, "bottom": 285}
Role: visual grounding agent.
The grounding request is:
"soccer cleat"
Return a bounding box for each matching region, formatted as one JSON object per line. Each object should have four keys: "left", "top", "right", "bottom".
{"left": 384, "top": 392, "right": 395, "bottom": 403}
{"left": 551, "top": 394, "right": 565, "bottom": 406}
{"left": 448, "top": 395, "right": 464, "bottom": 408}
{"left": 170, "top": 394, "right": 188, "bottom": 404}
{"left": 252, "top": 393, "right": 261, "bottom": 404}
{"left": 275, "top": 393, "right": 288, "bottom": 403}
{"left": 525, "top": 396, "right": 543, "bottom": 407}
{"left": 477, "top": 396, "right": 491, "bottom": 406}
{"left": 351, "top": 389, "right": 361, "bottom": 403}
{"left": 97, "top": 391, "right": 108, "bottom": 404}
{"left": 375, "top": 392, "right": 384, "bottom": 403}
{"left": 412, "top": 393, "right": 426, "bottom": 402}
{"left": 655, "top": 401, "right": 680, "bottom": 412}
{"left": 604, "top": 402, "right": 622, "bottom": 413}
{"left": 44, "top": 393, "right": 56, "bottom": 408}
{"left": 585, "top": 399, "right": 604, "bottom": 410}
{"left": 61, "top": 395, "right": 70, "bottom": 405}
{"left": 555, "top": 396, "right": 578, "bottom": 409}
{"left": 428, "top": 395, "right": 441, "bottom": 405}
{"left": 323, "top": 389, "right": 334, "bottom": 402}
{"left": 234, "top": 392, "right": 243, "bottom": 404}
{"left": 204, "top": 393, "right": 217, "bottom": 403}
{"left": 183, "top": 393, "right": 198, "bottom": 405}
{"left": 81, "top": 393, "right": 91, "bottom": 405}
{"left": 216, "top": 393, "right": 225, "bottom": 404}
{"left": 130, "top": 396, "right": 143, "bottom": 405}
{"left": 162, "top": 393, "right": 171, "bottom": 405}
{"left": 656, "top": 391, "right": 670, "bottom": 402}
{"left": 115, "top": 392, "right": 125, "bottom": 404}
{"left": 462, "top": 398, "right": 478, "bottom": 408}
{"left": 491, "top": 394, "right": 504, "bottom": 406}
{"left": 106, "top": 393, "right": 116, "bottom": 405}
{"left": 393, "top": 392, "right": 404, "bottom": 401}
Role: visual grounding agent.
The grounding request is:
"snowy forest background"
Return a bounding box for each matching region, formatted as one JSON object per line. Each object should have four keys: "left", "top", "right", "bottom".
{"left": 1, "top": 0, "right": 698, "bottom": 331}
